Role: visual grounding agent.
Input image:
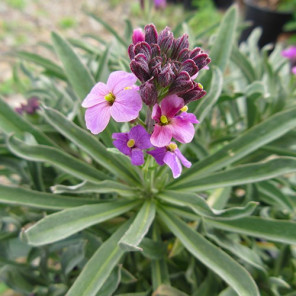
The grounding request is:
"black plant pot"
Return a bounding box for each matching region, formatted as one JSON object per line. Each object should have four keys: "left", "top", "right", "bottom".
{"left": 240, "top": 0, "right": 293, "bottom": 48}
{"left": 213, "top": 0, "right": 234, "bottom": 10}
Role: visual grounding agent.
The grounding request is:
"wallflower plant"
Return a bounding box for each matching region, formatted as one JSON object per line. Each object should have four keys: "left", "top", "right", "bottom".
{"left": 1, "top": 6, "right": 296, "bottom": 296}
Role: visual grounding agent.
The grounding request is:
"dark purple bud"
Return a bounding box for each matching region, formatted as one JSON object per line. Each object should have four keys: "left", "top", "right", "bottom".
{"left": 192, "top": 53, "right": 211, "bottom": 70}
{"left": 134, "top": 42, "right": 152, "bottom": 60}
{"left": 128, "top": 44, "right": 135, "bottom": 60}
{"left": 171, "top": 34, "right": 189, "bottom": 59}
{"left": 15, "top": 106, "right": 24, "bottom": 114}
{"left": 158, "top": 64, "right": 175, "bottom": 87}
{"left": 25, "top": 97, "right": 40, "bottom": 114}
{"left": 169, "top": 71, "right": 193, "bottom": 95}
{"left": 158, "top": 27, "right": 174, "bottom": 53}
{"left": 149, "top": 56, "right": 162, "bottom": 77}
{"left": 190, "top": 47, "right": 201, "bottom": 59}
{"left": 132, "top": 28, "right": 145, "bottom": 44}
{"left": 151, "top": 43, "right": 161, "bottom": 57}
{"left": 181, "top": 82, "right": 206, "bottom": 104}
{"left": 140, "top": 78, "right": 158, "bottom": 106}
{"left": 144, "top": 24, "right": 158, "bottom": 44}
{"left": 181, "top": 59, "right": 199, "bottom": 77}
{"left": 177, "top": 48, "right": 190, "bottom": 62}
{"left": 130, "top": 54, "right": 150, "bottom": 82}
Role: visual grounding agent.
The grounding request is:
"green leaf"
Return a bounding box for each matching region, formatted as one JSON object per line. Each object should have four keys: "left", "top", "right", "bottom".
{"left": 51, "top": 180, "right": 137, "bottom": 198}
{"left": 158, "top": 206, "right": 260, "bottom": 296}
{"left": 86, "top": 12, "right": 128, "bottom": 47}
{"left": 171, "top": 107, "right": 296, "bottom": 187}
{"left": 157, "top": 191, "right": 258, "bottom": 220}
{"left": 210, "top": 5, "right": 238, "bottom": 72}
{"left": 119, "top": 200, "right": 156, "bottom": 251}
{"left": 42, "top": 106, "right": 140, "bottom": 184}
{"left": 0, "top": 184, "right": 94, "bottom": 209}
{"left": 206, "top": 216, "right": 296, "bottom": 244}
{"left": 231, "top": 46, "right": 257, "bottom": 83}
{"left": 16, "top": 51, "right": 66, "bottom": 80}
{"left": 0, "top": 97, "right": 56, "bottom": 147}
{"left": 95, "top": 45, "right": 110, "bottom": 81}
{"left": 257, "top": 181, "right": 294, "bottom": 211}
{"left": 99, "top": 266, "right": 122, "bottom": 296}
{"left": 7, "top": 135, "right": 109, "bottom": 183}
{"left": 51, "top": 32, "right": 95, "bottom": 100}
{"left": 193, "top": 67, "right": 223, "bottom": 122}
{"left": 169, "top": 157, "right": 296, "bottom": 192}
{"left": 152, "top": 285, "right": 189, "bottom": 296}
{"left": 67, "top": 219, "right": 132, "bottom": 296}
{"left": 23, "top": 200, "right": 140, "bottom": 246}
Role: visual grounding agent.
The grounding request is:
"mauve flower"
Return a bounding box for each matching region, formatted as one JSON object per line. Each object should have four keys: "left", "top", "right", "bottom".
{"left": 15, "top": 97, "right": 39, "bottom": 115}
{"left": 147, "top": 142, "right": 191, "bottom": 178}
{"left": 82, "top": 71, "right": 142, "bottom": 134}
{"left": 112, "top": 125, "right": 152, "bottom": 166}
{"left": 154, "top": 0, "right": 166, "bottom": 9}
{"left": 128, "top": 24, "right": 210, "bottom": 105}
{"left": 150, "top": 94, "right": 199, "bottom": 147}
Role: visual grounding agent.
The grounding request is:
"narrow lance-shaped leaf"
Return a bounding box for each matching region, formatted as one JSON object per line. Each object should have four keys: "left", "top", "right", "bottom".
{"left": 7, "top": 135, "right": 109, "bottom": 183}
{"left": 0, "top": 185, "right": 95, "bottom": 210}
{"left": 169, "top": 157, "right": 296, "bottom": 192}
{"left": 157, "top": 206, "right": 260, "bottom": 296}
{"left": 42, "top": 106, "right": 141, "bottom": 184}
{"left": 67, "top": 219, "right": 132, "bottom": 296}
{"left": 206, "top": 216, "right": 296, "bottom": 245}
{"left": 119, "top": 200, "right": 156, "bottom": 251}
{"left": 0, "top": 97, "right": 56, "bottom": 147}
{"left": 171, "top": 107, "right": 296, "bottom": 187}
{"left": 51, "top": 180, "right": 137, "bottom": 198}
{"left": 51, "top": 32, "right": 95, "bottom": 100}
{"left": 210, "top": 5, "right": 238, "bottom": 72}
{"left": 23, "top": 200, "right": 141, "bottom": 246}
{"left": 158, "top": 191, "right": 258, "bottom": 220}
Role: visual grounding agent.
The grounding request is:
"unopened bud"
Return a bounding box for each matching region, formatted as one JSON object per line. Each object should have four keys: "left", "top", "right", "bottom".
{"left": 132, "top": 28, "right": 145, "bottom": 45}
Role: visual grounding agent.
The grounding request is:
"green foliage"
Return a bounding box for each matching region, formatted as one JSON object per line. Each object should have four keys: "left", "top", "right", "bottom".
{"left": 1, "top": 5, "right": 296, "bottom": 296}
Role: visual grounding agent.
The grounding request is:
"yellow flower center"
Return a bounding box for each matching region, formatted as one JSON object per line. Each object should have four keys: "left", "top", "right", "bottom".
{"left": 160, "top": 115, "right": 169, "bottom": 125}
{"left": 167, "top": 143, "right": 177, "bottom": 151}
{"left": 104, "top": 92, "right": 115, "bottom": 104}
{"left": 124, "top": 86, "right": 132, "bottom": 90}
{"left": 180, "top": 106, "right": 188, "bottom": 112}
{"left": 198, "top": 83, "right": 203, "bottom": 90}
{"left": 127, "top": 139, "right": 135, "bottom": 148}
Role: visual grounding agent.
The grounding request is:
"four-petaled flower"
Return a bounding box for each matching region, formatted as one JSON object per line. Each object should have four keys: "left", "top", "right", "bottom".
{"left": 112, "top": 125, "right": 152, "bottom": 166}
{"left": 147, "top": 142, "right": 191, "bottom": 178}
{"left": 150, "top": 94, "right": 199, "bottom": 147}
{"left": 82, "top": 71, "right": 142, "bottom": 134}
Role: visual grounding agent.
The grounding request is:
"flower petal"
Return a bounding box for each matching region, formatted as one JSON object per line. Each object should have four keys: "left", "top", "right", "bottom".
{"left": 147, "top": 147, "right": 166, "bottom": 165}
{"left": 128, "top": 125, "right": 152, "bottom": 149}
{"left": 163, "top": 151, "right": 182, "bottom": 178}
{"left": 81, "top": 82, "right": 109, "bottom": 108}
{"left": 152, "top": 103, "right": 161, "bottom": 122}
{"left": 131, "top": 148, "right": 145, "bottom": 166}
{"left": 107, "top": 71, "right": 138, "bottom": 95}
{"left": 150, "top": 124, "right": 172, "bottom": 147}
{"left": 112, "top": 133, "right": 131, "bottom": 156}
{"left": 175, "top": 148, "right": 191, "bottom": 168}
{"left": 111, "top": 89, "right": 142, "bottom": 122}
{"left": 84, "top": 102, "right": 111, "bottom": 134}
{"left": 178, "top": 112, "right": 199, "bottom": 124}
{"left": 161, "top": 95, "right": 184, "bottom": 118}
{"left": 171, "top": 117, "right": 195, "bottom": 143}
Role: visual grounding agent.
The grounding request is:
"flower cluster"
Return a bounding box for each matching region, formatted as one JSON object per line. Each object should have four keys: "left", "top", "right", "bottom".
{"left": 82, "top": 24, "right": 210, "bottom": 178}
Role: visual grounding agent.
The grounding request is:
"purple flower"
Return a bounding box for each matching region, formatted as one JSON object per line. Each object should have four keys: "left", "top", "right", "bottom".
{"left": 82, "top": 71, "right": 142, "bottom": 134}
{"left": 15, "top": 97, "right": 39, "bottom": 115}
{"left": 112, "top": 125, "right": 152, "bottom": 166}
{"left": 154, "top": 0, "right": 166, "bottom": 9}
{"left": 150, "top": 95, "right": 199, "bottom": 147}
{"left": 132, "top": 28, "right": 145, "bottom": 45}
{"left": 128, "top": 24, "right": 210, "bottom": 105}
{"left": 147, "top": 142, "right": 191, "bottom": 178}
{"left": 281, "top": 46, "right": 296, "bottom": 59}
